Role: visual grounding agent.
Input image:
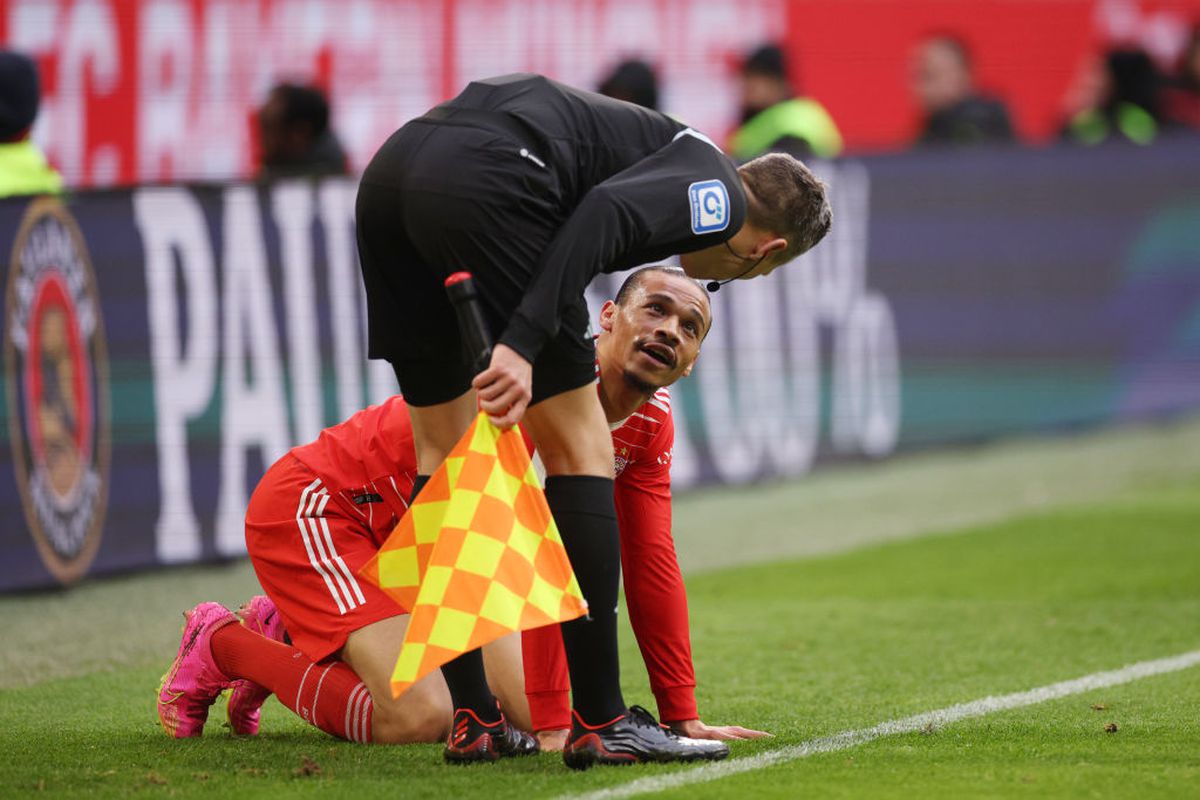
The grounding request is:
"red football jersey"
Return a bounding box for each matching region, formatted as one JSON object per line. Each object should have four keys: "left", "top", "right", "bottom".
{"left": 287, "top": 395, "right": 418, "bottom": 549}
{"left": 282, "top": 390, "right": 698, "bottom": 727}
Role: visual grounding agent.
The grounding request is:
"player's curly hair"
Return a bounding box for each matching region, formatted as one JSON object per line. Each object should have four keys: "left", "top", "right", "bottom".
{"left": 737, "top": 153, "right": 832, "bottom": 264}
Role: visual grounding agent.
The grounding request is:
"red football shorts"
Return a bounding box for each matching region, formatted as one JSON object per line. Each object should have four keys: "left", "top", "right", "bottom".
{"left": 245, "top": 453, "right": 406, "bottom": 661}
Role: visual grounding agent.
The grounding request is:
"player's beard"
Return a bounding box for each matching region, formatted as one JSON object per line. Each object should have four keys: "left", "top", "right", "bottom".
{"left": 621, "top": 368, "right": 659, "bottom": 396}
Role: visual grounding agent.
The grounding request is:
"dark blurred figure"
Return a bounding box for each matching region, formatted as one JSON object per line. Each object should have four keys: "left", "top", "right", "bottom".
{"left": 729, "top": 43, "right": 842, "bottom": 162}
{"left": 1062, "top": 48, "right": 1163, "bottom": 145}
{"left": 597, "top": 59, "right": 659, "bottom": 111}
{"left": 911, "top": 35, "right": 1014, "bottom": 148}
{"left": 0, "top": 50, "right": 62, "bottom": 197}
{"left": 257, "top": 83, "right": 348, "bottom": 179}
{"left": 1163, "top": 24, "right": 1200, "bottom": 130}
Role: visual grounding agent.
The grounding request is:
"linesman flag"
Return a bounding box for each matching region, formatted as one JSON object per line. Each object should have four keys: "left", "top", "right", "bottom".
{"left": 360, "top": 411, "right": 588, "bottom": 698}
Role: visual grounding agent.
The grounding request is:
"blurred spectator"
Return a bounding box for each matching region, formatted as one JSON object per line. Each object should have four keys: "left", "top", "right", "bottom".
{"left": 1062, "top": 49, "right": 1163, "bottom": 146}
{"left": 729, "top": 43, "right": 842, "bottom": 162}
{"left": 257, "top": 83, "right": 348, "bottom": 179}
{"left": 0, "top": 50, "right": 63, "bottom": 198}
{"left": 1163, "top": 24, "right": 1200, "bottom": 130}
{"left": 911, "top": 35, "right": 1014, "bottom": 148}
{"left": 597, "top": 59, "right": 660, "bottom": 111}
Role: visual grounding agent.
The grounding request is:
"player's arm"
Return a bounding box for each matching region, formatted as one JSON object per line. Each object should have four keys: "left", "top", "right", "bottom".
{"left": 616, "top": 418, "right": 769, "bottom": 741}
{"left": 519, "top": 623, "right": 571, "bottom": 748}
{"left": 615, "top": 466, "right": 696, "bottom": 720}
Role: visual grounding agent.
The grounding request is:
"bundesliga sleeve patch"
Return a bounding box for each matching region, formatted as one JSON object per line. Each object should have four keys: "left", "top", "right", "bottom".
{"left": 688, "top": 180, "right": 730, "bottom": 234}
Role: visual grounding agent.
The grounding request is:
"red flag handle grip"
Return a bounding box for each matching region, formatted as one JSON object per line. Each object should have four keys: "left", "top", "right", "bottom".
{"left": 445, "top": 272, "right": 494, "bottom": 376}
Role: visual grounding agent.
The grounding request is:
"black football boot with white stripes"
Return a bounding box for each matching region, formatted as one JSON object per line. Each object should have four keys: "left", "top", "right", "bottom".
{"left": 562, "top": 705, "right": 730, "bottom": 770}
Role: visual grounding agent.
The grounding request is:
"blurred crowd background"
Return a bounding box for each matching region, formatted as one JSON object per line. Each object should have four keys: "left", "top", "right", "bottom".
{"left": 4, "top": 0, "right": 1200, "bottom": 195}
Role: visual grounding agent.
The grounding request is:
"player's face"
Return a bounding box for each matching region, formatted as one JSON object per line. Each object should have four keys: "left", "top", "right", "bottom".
{"left": 600, "top": 273, "right": 711, "bottom": 391}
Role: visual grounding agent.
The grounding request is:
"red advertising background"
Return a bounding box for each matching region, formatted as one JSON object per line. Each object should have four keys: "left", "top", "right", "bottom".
{"left": 3, "top": 0, "right": 1199, "bottom": 187}
{"left": 789, "top": 0, "right": 1200, "bottom": 150}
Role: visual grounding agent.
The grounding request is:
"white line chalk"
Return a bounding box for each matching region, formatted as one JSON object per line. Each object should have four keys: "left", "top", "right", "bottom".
{"left": 564, "top": 649, "right": 1200, "bottom": 800}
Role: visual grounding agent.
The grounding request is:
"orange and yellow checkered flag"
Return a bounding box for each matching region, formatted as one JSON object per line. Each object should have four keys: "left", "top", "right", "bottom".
{"left": 359, "top": 411, "right": 587, "bottom": 698}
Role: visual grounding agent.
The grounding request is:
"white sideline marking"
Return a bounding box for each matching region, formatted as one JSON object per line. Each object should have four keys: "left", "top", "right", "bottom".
{"left": 564, "top": 649, "right": 1200, "bottom": 800}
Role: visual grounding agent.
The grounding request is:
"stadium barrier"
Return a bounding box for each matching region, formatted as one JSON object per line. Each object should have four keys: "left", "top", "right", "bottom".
{"left": 3, "top": 139, "right": 1199, "bottom": 590}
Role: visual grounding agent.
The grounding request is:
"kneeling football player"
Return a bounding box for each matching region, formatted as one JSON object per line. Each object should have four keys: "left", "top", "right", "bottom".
{"left": 157, "top": 267, "right": 767, "bottom": 761}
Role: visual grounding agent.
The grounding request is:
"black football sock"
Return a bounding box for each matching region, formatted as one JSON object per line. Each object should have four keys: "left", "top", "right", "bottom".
{"left": 544, "top": 475, "right": 626, "bottom": 725}
{"left": 439, "top": 653, "right": 499, "bottom": 723}
{"left": 409, "top": 474, "right": 500, "bottom": 724}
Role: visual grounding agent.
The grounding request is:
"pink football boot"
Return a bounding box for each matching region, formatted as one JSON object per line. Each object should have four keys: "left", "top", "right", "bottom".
{"left": 226, "top": 595, "right": 287, "bottom": 735}
{"left": 157, "top": 602, "right": 238, "bottom": 738}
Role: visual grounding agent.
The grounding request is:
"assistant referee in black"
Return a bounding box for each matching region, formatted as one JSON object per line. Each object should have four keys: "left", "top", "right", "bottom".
{"left": 356, "top": 73, "right": 831, "bottom": 768}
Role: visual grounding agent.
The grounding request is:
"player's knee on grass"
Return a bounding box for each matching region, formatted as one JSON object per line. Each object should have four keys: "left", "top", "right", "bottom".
{"left": 341, "top": 616, "right": 454, "bottom": 744}
{"left": 370, "top": 684, "right": 452, "bottom": 744}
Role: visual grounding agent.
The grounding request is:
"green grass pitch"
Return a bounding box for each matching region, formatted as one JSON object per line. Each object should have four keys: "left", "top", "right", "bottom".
{"left": 2, "top": 418, "right": 1199, "bottom": 798}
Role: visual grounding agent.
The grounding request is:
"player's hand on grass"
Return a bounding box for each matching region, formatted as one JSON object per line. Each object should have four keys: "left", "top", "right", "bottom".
{"left": 669, "top": 718, "right": 772, "bottom": 741}
{"left": 473, "top": 344, "right": 532, "bottom": 428}
{"left": 536, "top": 728, "right": 569, "bottom": 752}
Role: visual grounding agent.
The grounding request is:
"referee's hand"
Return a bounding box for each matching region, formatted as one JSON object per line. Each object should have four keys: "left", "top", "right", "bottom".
{"left": 473, "top": 344, "right": 533, "bottom": 429}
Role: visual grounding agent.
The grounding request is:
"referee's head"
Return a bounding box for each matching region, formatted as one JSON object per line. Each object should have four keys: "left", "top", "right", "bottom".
{"left": 738, "top": 152, "right": 832, "bottom": 266}
{"left": 679, "top": 153, "right": 830, "bottom": 285}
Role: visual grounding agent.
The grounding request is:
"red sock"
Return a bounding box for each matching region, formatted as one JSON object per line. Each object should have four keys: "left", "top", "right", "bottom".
{"left": 211, "top": 624, "right": 373, "bottom": 743}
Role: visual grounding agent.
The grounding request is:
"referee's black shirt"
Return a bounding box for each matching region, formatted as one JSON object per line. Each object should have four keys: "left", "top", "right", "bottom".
{"left": 371, "top": 73, "right": 746, "bottom": 365}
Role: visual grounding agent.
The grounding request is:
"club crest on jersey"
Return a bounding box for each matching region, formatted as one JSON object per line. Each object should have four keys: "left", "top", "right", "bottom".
{"left": 4, "top": 198, "right": 110, "bottom": 586}
{"left": 688, "top": 179, "right": 730, "bottom": 235}
{"left": 614, "top": 445, "right": 630, "bottom": 477}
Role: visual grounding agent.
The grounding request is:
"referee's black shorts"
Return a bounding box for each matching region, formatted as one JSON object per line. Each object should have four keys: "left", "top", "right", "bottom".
{"left": 356, "top": 118, "right": 596, "bottom": 407}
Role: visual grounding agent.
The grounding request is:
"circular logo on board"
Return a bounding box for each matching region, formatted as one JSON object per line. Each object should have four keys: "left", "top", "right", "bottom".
{"left": 4, "top": 198, "right": 110, "bottom": 584}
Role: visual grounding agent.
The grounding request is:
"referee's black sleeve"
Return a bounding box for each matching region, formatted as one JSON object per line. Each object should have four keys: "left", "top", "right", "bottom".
{"left": 499, "top": 134, "right": 744, "bottom": 363}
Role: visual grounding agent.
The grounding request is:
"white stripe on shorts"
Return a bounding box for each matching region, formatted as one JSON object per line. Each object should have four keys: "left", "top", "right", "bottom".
{"left": 305, "top": 491, "right": 360, "bottom": 611}
{"left": 316, "top": 489, "right": 366, "bottom": 604}
{"left": 296, "top": 479, "right": 364, "bottom": 618}
{"left": 320, "top": 511, "right": 367, "bottom": 605}
{"left": 296, "top": 479, "right": 347, "bottom": 614}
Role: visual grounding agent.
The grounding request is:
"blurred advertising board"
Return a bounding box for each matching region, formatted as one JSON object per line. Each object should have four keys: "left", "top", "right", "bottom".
{"left": 4, "top": 0, "right": 1200, "bottom": 188}
{"left": 3, "top": 140, "right": 1200, "bottom": 590}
